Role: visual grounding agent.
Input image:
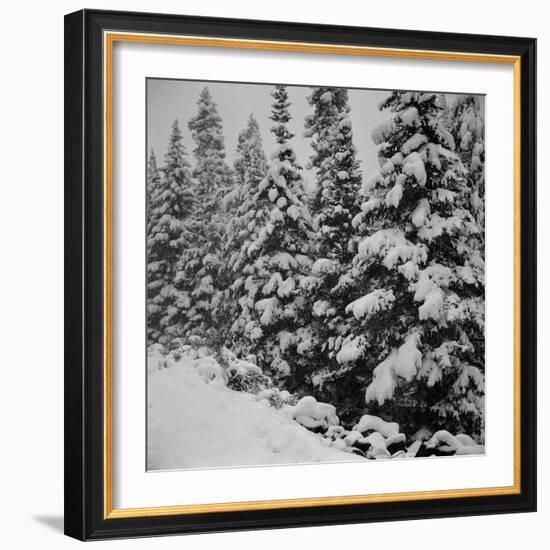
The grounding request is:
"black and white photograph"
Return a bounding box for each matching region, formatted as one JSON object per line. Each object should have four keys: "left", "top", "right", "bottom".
{"left": 145, "top": 79, "right": 486, "bottom": 471}
{"left": 0, "top": 0, "right": 543, "bottom": 544}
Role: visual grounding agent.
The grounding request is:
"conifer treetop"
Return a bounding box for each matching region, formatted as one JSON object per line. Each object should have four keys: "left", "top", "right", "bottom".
{"left": 163, "top": 120, "right": 190, "bottom": 175}
{"left": 269, "top": 85, "right": 294, "bottom": 145}
{"left": 147, "top": 147, "right": 160, "bottom": 180}
{"left": 188, "top": 86, "right": 227, "bottom": 160}
{"left": 304, "top": 86, "right": 350, "bottom": 170}
{"left": 187, "top": 86, "right": 234, "bottom": 216}
{"left": 234, "top": 113, "right": 266, "bottom": 188}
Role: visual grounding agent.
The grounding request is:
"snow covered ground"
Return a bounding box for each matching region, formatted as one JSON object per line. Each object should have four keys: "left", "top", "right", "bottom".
{"left": 147, "top": 346, "right": 484, "bottom": 470}
{"left": 147, "top": 351, "right": 360, "bottom": 470}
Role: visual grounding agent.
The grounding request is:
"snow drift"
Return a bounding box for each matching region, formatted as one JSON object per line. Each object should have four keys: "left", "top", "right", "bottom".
{"left": 147, "top": 345, "right": 484, "bottom": 470}
{"left": 147, "top": 349, "right": 359, "bottom": 470}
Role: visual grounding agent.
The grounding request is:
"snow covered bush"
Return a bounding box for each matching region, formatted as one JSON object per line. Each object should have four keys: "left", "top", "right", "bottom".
{"left": 424, "top": 429, "right": 484, "bottom": 454}
{"left": 284, "top": 396, "right": 339, "bottom": 432}
{"left": 256, "top": 387, "right": 297, "bottom": 409}
{"left": 217, "top": 348, "right": 273, "bottom": 394}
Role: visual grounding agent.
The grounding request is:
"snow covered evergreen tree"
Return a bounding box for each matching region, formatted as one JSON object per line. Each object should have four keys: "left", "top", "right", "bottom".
{"left": 147, "top": 148, "right": 161, "bottom": 199}
{"left": 146, "top": 148, "right": 161, "bottom": 340}
{"left": 232, "top": 115, "right": 267, "bottom": 189}
{"left": 222, "top": 115, "right": 270, "bottom": 351}
{"left": 300, "top": 103, "right": 365, "bottom": 413}
{"left": 170, "top": 88, "right": 234, "bottom": 346}
{"left": 304, "top": 87, "right": 351, "bottom": 215}
{"left": 335, "top": 91, "right": 485, "bottom": 437}
{"left": 312, "top": 114, "right": 363, "bottom": 262}
{"left": 188, "top": 87, "right": 235, "bottom": 218}
{"left": 447, "top": 95, "right": 485, "bottom": 234}
{"left": 147, "top": 121, "right": 196, "bottom": 345}
{"left": 229, "top": 86, "right": 314, "bottom": 382}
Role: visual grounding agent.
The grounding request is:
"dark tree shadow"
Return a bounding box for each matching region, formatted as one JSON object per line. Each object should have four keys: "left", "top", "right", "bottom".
{"left": 33, "top": 515, "right": 64, "bottom": 533}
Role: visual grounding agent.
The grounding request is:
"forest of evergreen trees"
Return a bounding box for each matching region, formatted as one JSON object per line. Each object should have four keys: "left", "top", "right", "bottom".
{"left": 147, "top": 83, "right": 485, "bottom": 446}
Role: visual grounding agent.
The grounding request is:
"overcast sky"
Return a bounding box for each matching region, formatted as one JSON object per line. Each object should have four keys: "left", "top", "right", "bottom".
{"left": 146, "top": 79, "right": 394, "bottom": 188}
{"left": 146, "top": 79, "right": 482, "bottom": 190}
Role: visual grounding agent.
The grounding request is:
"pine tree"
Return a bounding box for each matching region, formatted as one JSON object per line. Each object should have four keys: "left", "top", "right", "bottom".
{"left": 447, "top": 95, "right": 485, "bottom": 233}
{"left": 188, "top": 87, "right": 234, "bottom": 216}
{"left": 147, "top": 148, "right": 161, "bottom": 199}
{"left": 170, "top": 88, "right": 234, "bottom": 345}
{"left": 300, "top": 104, "right": 365, "bottom": 411}
{"left": 222, "top": 115, "right": 269, "bottom": 351}
{"left": 232, "top": 115, "right": 267, "bottom": 188}
{"left": 230, "top": 86, "right": 314, "bottom": 381}
{"left": 304, "top": 87, "right": 351, "bottom": 215}
{"left": 314, "top": 115, "right": 362, "bottom": 260}
{"left": 147, "top": 121, "right": 196, "bottom": 345}
{"left": 335, "top": 91, "right": 485, "bottom": 437}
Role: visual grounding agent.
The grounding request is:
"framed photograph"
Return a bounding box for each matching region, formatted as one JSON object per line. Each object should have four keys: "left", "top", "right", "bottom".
{"left": 64, "top": 9, "right": 536, "bottom": 540}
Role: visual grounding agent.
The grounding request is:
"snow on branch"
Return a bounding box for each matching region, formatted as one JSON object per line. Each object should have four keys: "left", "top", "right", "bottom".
{"left": 357, "top": 229, "right": 428, "bottom": 270}
{"left": 336, "top": 335, "right": 366, "bottom": 364}
{"left": 365, "top": 333, "right": 422, "bottom": 405}
{"left": 345, "top": 289, "right": 395, "bottom": 320}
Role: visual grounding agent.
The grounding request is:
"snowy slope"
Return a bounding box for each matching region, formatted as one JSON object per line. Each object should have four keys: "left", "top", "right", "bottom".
{"left": 147, "top": 356, "right": 360, "bottom": 470}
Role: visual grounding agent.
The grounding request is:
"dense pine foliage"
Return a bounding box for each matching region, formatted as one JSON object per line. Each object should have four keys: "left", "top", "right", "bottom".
{"left": 227, "top": 86, "right": 314, "bottom": 384}
{"left": 147, "top": 123, "right": 196, "bottom": 344}
{"left": 147, "top": 85, "right": 486, "bottom": 444}
{"left": 168, "top": 88, "right": 235, "bottom": 345}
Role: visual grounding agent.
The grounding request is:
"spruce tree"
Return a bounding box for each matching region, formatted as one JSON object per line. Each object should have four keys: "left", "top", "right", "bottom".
{"left": 300, "top": 107, "right": 364, "bottom": 413}
{"left": 146, "top": 148, "right": 162, "bottom": 344}
{"left": 222, "top": 115, "right": 269, "bottom": 352}
{"left": 304, "top": 87, "right": 351, "bottom": 215}
{"left": 314, "top": 114, "right": 362, "bottom": 260}
{"left": 147, "top": 148, "right": 161, "bottom": 200}
{"left": 232, "top": 85, "right": 313, "bottom": 381}
{"left": 232, "top": 115, "right": 267, "bottom": 189}
{"left": 447, "top": 95, "right": 485, "bottom": 233}
{"left": 336, "top": 91, "right": 485, "bottom": 437}
{"left": 188, "top": 87, "right": 234, "bottom": 214}
{"left": 147, "top": 121, "right": 196, "bottom": 345}
{"left": 171, "top": 88, "right": 234, "bottom": 345}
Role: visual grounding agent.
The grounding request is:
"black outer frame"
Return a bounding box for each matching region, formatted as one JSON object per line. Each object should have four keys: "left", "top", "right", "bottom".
{"left": 64, "top": 9, "right": 537, "bottom": 541}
